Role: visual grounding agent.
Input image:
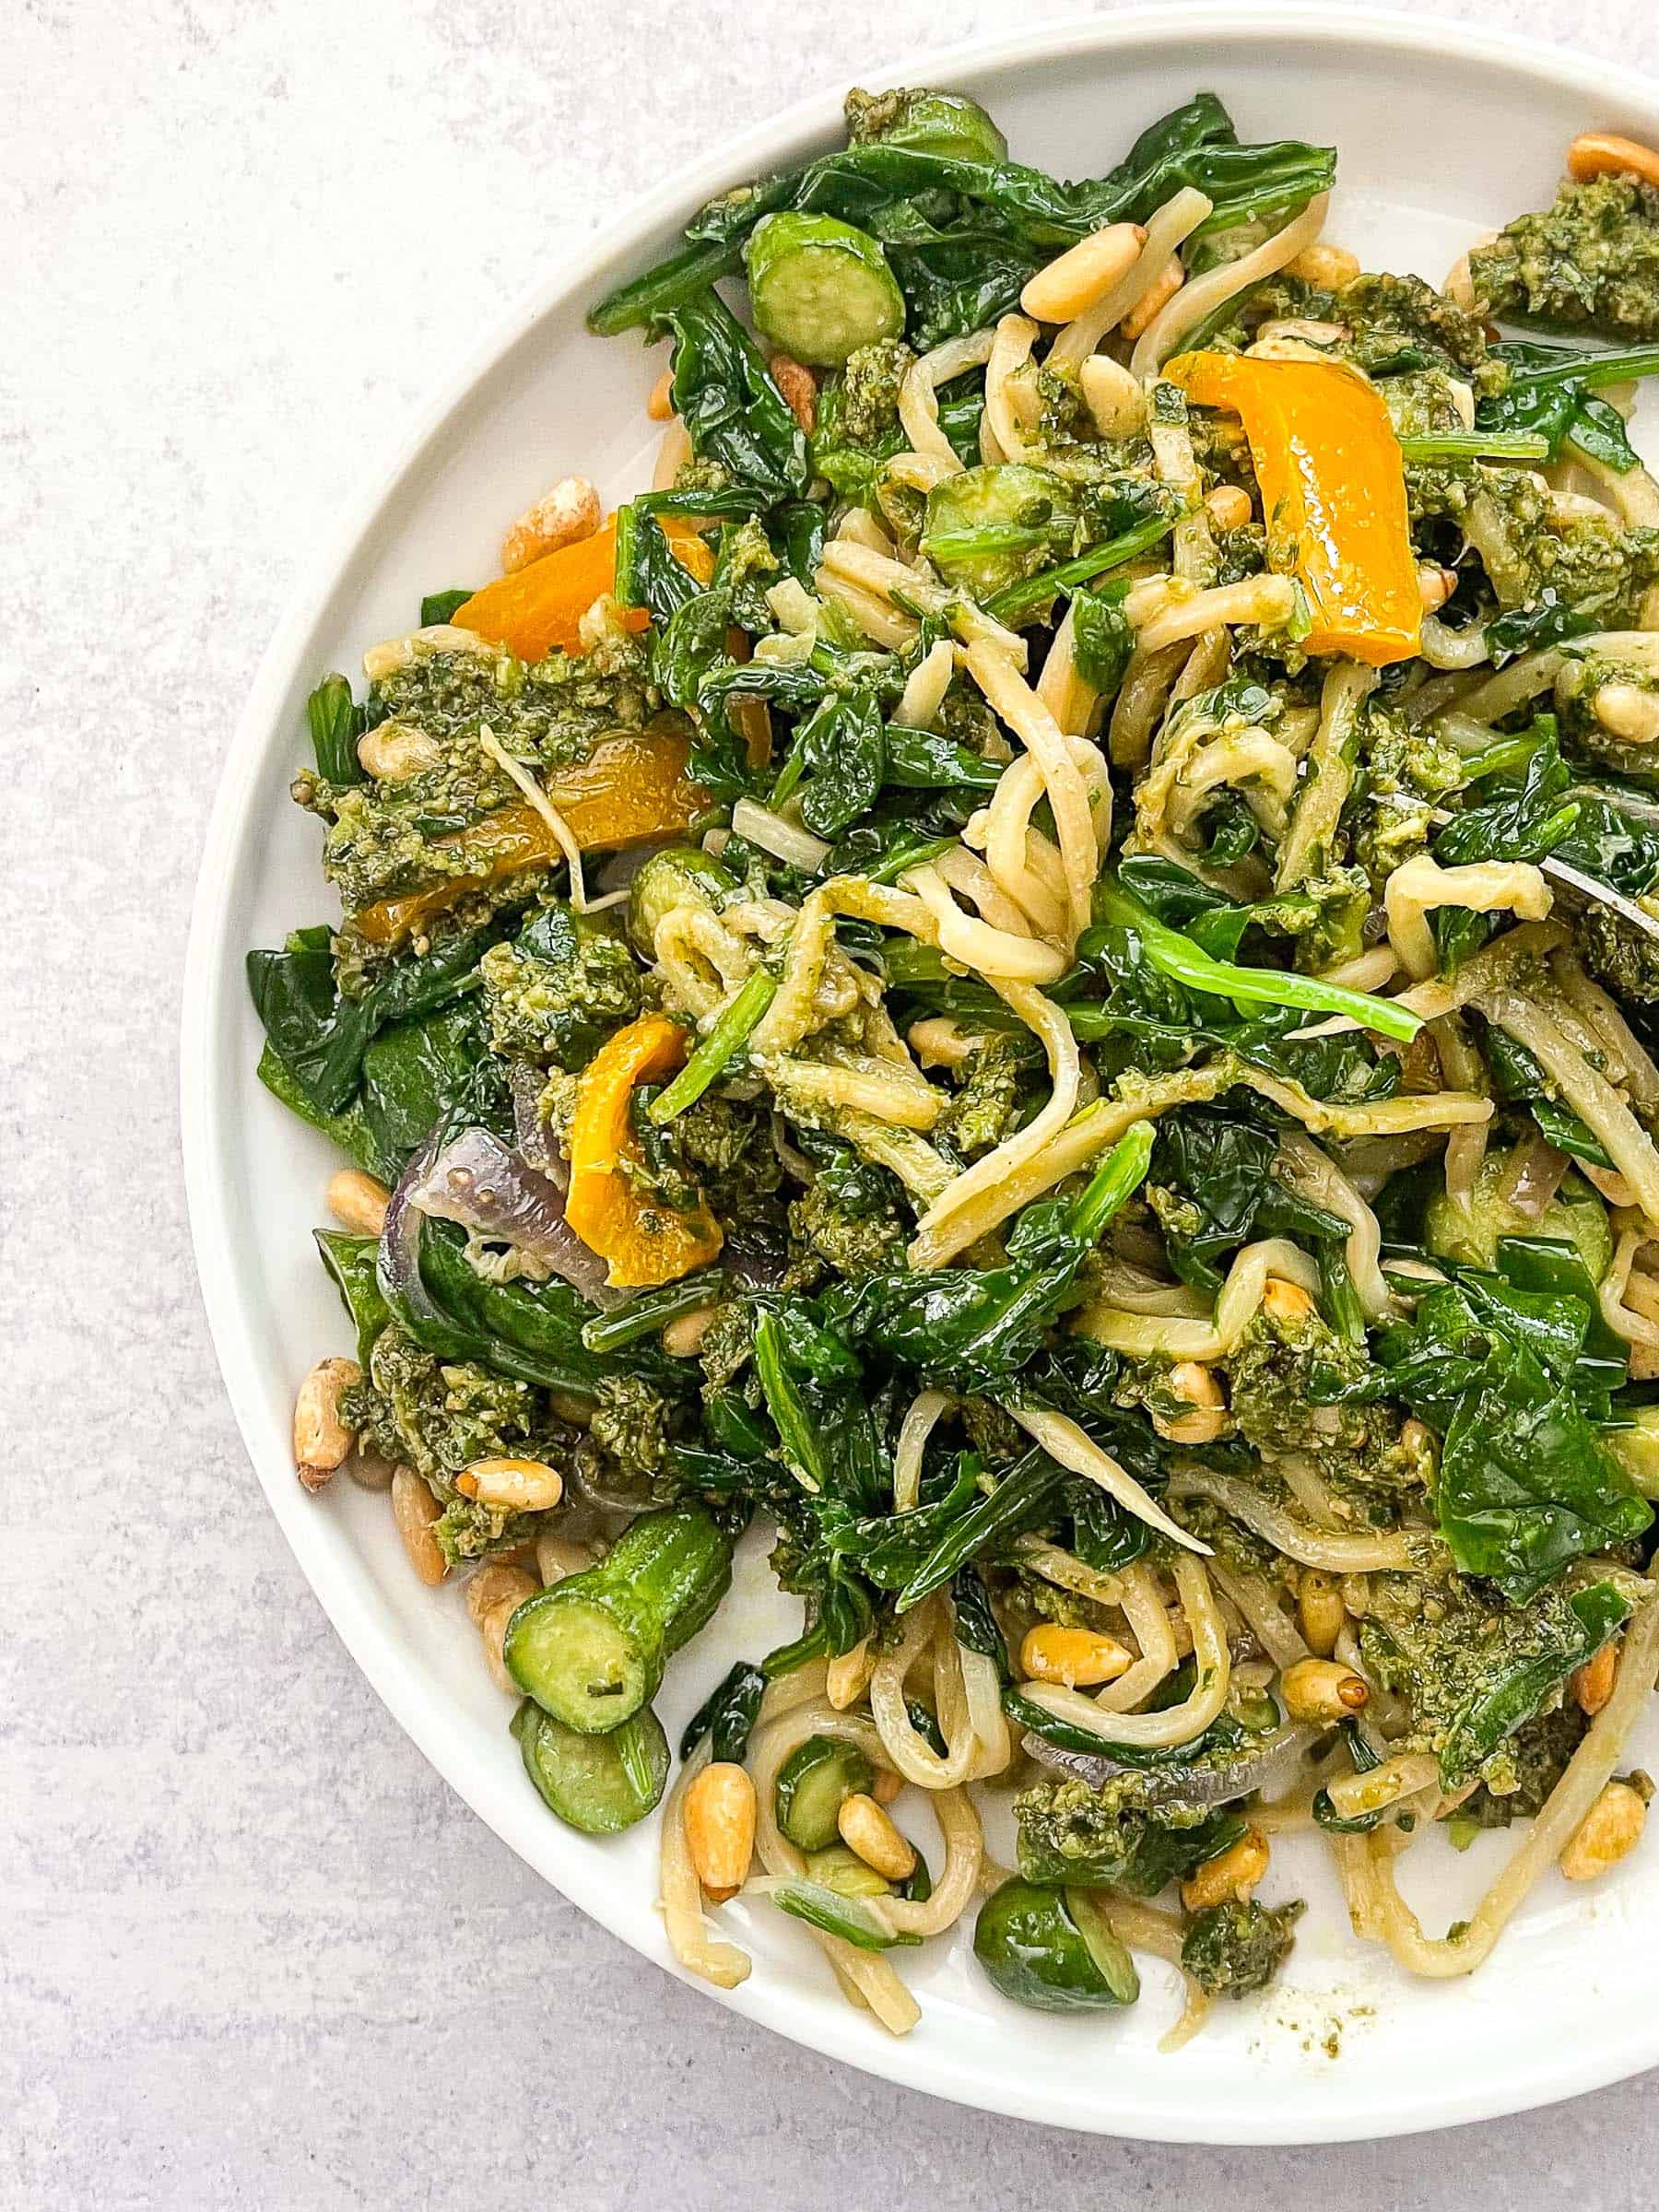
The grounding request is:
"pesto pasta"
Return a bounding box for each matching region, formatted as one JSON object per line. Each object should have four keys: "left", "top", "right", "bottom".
{"left": 254, "top": 84, "right": 1659, "bottom": 2041}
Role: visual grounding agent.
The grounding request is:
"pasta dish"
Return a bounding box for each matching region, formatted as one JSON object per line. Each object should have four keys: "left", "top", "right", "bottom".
{"left": 253, "top": 84, "right": 1659, "bottom": 2040}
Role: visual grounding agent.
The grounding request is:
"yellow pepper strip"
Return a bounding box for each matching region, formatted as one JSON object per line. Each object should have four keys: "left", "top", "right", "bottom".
{"left": 351, "top": 724, "right": 709, "bottom": 947}
{"left": 1163, "top": 352, "right": 1421, "bottom": 667}
{"left": 453, "top": 516, "right": 715, "bottom": 662}
{"left": 565, "top": 1015, "right": 724, "bottom": 1288}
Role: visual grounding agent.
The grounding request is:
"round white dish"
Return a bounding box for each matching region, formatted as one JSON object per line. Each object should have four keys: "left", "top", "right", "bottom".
{"left": 182, "top": 5, "right": 1659, "bottom": 2141}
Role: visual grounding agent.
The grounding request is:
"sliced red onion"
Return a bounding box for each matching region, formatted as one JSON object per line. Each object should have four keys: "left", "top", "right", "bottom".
{"left": 406, "top": 1124, "right": 617, "bottom": 1306}
{"left": 1021, "top": 1723, "right": 1315, "bottom": 1806}
{"left": 1499, "top": 1128, "right": 1570, "bottom": 1218}
{"left": 380, "top": 1124, "right": 443, "bottom": 1318}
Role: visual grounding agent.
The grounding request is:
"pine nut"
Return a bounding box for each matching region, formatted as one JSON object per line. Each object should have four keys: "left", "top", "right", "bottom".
{"left": 501, "top": 475, "right": 602, "bottom": 575}
{"left": 662, "top": 1306, "right": 717, "bottom": 1358}
{"left": 1442, "top": 253, "right": 1476, "bottom": 312}
{"left": 479, "top": 1594, "right": 526, "bottom": 1694}
{"left": 684, "top": 1762, "right": 757, "bottom": 1899}
{"left": 1261, "top": 1276, "right": 1316, "bottom": 1324}
{"left": 647, "top": 366, "right": 676, "bottom": 420}
{"left": 1594, "top": 683, "right": 1659, "bottom": 745}
{"left": 1020, "top": 1624, "right": 1133, "bottom": 1689}
{"left": 1574, "top": 1641, "right": 1619, "bottom": 1717}
{"left": 326, "top": 1168, "right": 391, "bottom": 1237}
{"left": 1559, "top": 1780, "right": 1647, "bottom": 1881}
{"left": 1078, "top": 353, "right": 1147, "bottom": 440}
{"left": 1417, "top": 564, "right": 1458, "bottom": 615}
{"left": 357, "top": 721, "right": 441, "bottom": 782}
{"left": 535, "top": 1532, "right": 593, "bottom": 1585}
{"left": 455, "top": 1457, "right": 563, "bottom": 1512}
{"left": 837, "top": 1793, "right": 917, "bottom": 1881}
{"left": 1020, "top": 221, "right": 1146, "bottom": 324}
{"left": 1121, "top": 256, "right": 1183, "bottom": 342}
{"left": 1442, "top": 231, "right": 1497, "bottom": 313}
{"left": 465, "top": 1560, "right": 537, "bottom": 1629}
{"left": 1204, "top": 484, "right": 1253, "bottom": 533}
{"left": 1152, "top": 1359, "right": 1227, "bottom": 1445}
{"left": 1181, "top": 1825, "right": 1270, "bottom": 1912}
{"left": 1298, "top": 1570, "right": 1347, "bottom": 1659}
{"left": 392, "top": 1465, "right": 446, "bottom": 1585}
{"left": 871, "top": 1767, "right": 903, "bottom": 1806}
{"left": 1568, "top": 132, "right": 1659, "bottom": 190}
{"left": 293, "top": 1357, "right": 359, "bottom": 1489}
{"left": 1280, "top": 1656, "right": 1369, "bottom": 1722}
{"left": 1288, "top": 242, "right": 1360, "bottom": 288}
{"left": 768, "top": 351, "right": 818, "bottom": 434}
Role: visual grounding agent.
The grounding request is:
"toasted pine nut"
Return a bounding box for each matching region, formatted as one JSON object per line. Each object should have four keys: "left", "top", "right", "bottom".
{"left": 294, "top": 1357, "right": 359, "bottom": 1489}
{"left": 1261, "top": 1276, "right": 1316, "bottom": 1324}
{"left": 1442, "top": 253, "right": 1475, "bottom": 312}
{"left": 465, "top": 1560, "right": 537, "bottom": 1629}
{"left": 1442, "top": 231, "right": 1497, "bottom": 312}
{"left": 1078, "top": 353, "right": 1147, "bottom": 440}
{"left": 872, "top": 1767, "right": 903, "bottom": 1806}
{"left": 348, "top": 1447, "right": 396, "bottom": 1491}
{"left": 1204, "top": 484, "right": 1253, "bottom": 533}
{"left": 1298, "top": 1570, "right": 1346, "bottom": 1659}
{"left": 455, "top": 1457, "right": 563, "bottom": 1512}
{"left": 1121, "top": 256, "right": 1184, "bottom": 342}
{"left": 1021, "top": 221, "right": 1146, "bottom": 324}
{"left": 501, "top": 475, "right": 602, "bottom": 575}
{"left": 1288, "top": 242, "right": 1360, "bottom": 289}
{"left": 906, "top": 1015, "right": 977, "bottom": 1070}
{"left": 1574, "top": 1641, "right": 1619, "bottom": 1717}
{"left": 479, "top": 1594, "right": 526, "bottom": 1694}
{"left": 535, "top": 1531, "right": 593, "bottom": 1585}
{"left": 1417, "top": 564, "right": 1458, "bottom": 615}
{"left": 360, "top": 624, "right": 493, "bottom": 684}
{"left": 663, "top": 1306, "right": 717, "bottom": 1358}
{"left": 1152, "top": 1359, "right": 1227, "bottom": 1445}
{"left": 647, "top": 366, "right": 676, "bottom": 420}
{"left": 768, "top": 350, "right": 818, "bottom": 434}
{"left": 1020, "top": 1624, "right": 1133, "bottom": 1689}
{"left": 1560, "top": 1779, "right": 1647, "bottom": 1881}
{"left": 392, "top": 1465, "right": 446, "bottom": 1585}
{"left": 326, "top": 1168, "right": 392, "bottom": 1237}
{"left": 684, "top": 1762, "right": 757, "bottom": 1897}
{"left": 357, "top": 721, "right": 441, "bottom": 782}
{"left": 1594, "top": 682, "right": 1659, "bottom": 745}
{"left": 837, "top": 1793, "right": 918, "bottom": 1881}
{"left": 1280, "top": 1656, "right": 1368, "bottom": 1722}
{"left": 1181, "top": 1825, "right": 1270, "bottom": 1912}
{"left": 1568, "top": 132, "right": 1659, "bottom": 189}
{"left": 826, "top": 1636, "right": 875, "bottom": 1712}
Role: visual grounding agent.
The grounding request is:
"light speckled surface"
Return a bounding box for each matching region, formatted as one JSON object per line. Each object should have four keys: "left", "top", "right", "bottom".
{"left": 10, "top": 0, "right": 1659, "bottom": 2201}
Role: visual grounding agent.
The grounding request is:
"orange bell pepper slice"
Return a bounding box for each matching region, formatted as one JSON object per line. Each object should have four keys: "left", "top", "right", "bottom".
{"left": 1163, "top": 352, "right": 1421, "bottom": 667}
{"left": 565, "top": 1015, "right": 724, "bottom": 1288}
{"left": 351, "top": 723, "right": 708, "bottom": 947}
{"left": 453, "top": 517, "right": 716, "bottom": 662}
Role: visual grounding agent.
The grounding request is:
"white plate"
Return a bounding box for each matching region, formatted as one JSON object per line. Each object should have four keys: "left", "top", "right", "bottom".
{"left": 182, "top": 5, "right": 1659, "bottom": 2142}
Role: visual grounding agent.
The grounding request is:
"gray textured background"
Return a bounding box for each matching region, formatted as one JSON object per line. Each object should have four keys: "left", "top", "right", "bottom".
{"left": 9, "top": 0, "right": 1659, "bottom": 2204}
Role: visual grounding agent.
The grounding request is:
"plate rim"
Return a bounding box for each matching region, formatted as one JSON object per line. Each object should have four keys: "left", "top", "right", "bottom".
{"left": 181, "top": 1, "right": 1659, "bottom": 2142}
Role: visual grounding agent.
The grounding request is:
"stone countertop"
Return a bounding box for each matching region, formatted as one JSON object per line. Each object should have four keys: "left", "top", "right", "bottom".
{"left": 7, "top": 0, "right": 1659, "bottom": 2203}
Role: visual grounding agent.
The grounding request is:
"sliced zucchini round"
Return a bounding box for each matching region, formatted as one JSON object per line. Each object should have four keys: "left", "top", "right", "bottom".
{"left": 512, "top": 1699, "right": 669, "bottom": 1835}
{"left": 774, "top": 1735, "right": 877, "bottom": 1851}
{"left": 747, "top": 213, "right": 906, "bottom": 368}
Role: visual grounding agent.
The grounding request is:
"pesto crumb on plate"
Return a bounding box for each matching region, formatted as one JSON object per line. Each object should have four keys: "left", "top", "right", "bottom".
{"left": 248, "top": 76, "right": 1659, "bottom": 2050}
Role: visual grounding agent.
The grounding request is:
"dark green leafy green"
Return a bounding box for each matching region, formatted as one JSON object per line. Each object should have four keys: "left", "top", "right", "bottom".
{"left": 307, "top": 673, "right": 365, "bottom": 786}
